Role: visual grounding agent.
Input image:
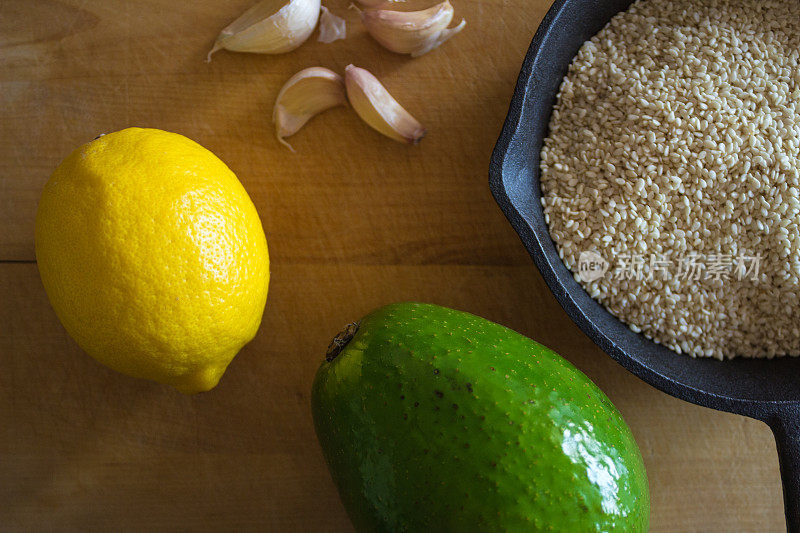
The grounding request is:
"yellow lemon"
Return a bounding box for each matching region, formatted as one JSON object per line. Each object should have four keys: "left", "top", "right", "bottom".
{"left": 35, "top": 128, "right": 269, "bottom": 393}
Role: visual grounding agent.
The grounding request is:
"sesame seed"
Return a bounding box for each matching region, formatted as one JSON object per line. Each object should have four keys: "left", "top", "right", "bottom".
{"left": 540, "top": 0, "right": 800, "bottom": 359}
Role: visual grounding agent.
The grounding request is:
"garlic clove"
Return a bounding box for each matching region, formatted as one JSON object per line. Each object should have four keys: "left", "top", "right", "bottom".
{"left": 318, "top": 6, "right": 347, "bottom": 43}
{"left": 207, "top": 0, "right": 321, "bottom": 61}
{"left": 344, "top": 64, "right": 426, "bottom": 144}
{"left": 410, "top": 18, "right": 465, "bottom": 57}
{"left": 358, "top": 0, "right": 465, "bottom": 57}
{"left": 273, "top": 67, "right": 347, "bottom": 150}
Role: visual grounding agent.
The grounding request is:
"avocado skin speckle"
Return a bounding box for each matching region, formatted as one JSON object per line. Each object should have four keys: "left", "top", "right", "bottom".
{"left": 311, "top": 303, "right": 649, "bottom": 532}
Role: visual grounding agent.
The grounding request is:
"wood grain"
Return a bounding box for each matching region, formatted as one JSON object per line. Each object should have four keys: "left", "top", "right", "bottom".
{"left": 0, "top": 0, "right": 786, "bottom": 531}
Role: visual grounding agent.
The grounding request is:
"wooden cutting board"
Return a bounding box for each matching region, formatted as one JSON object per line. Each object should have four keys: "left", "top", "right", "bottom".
{"left": 0, "top": 0, "right": 785, "bottom": 530}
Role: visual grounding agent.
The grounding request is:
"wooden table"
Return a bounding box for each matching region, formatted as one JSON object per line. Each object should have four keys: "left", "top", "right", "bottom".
{"left": 0, "top": 0, "right": 785, "bottom": 530}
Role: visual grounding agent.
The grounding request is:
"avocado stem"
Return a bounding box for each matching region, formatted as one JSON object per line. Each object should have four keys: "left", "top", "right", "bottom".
{"left": 325, "top": 321, "right": 360, "bottom": 362}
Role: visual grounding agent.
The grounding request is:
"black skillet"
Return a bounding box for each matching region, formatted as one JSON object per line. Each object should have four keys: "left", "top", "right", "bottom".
{"left": 489, "top": 0, "right": 800, "bottom": 529}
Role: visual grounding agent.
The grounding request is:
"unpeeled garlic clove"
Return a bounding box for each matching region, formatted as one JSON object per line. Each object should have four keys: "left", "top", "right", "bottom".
{"left": 273, "top": 67, "right": 347, "bottom": 150}
{"left": 344, "top": 64, "right": 426, "bottom": 144}
{"left": 207, "top": 0, "right": 321, "bottom": 61}
{"left": 358, "top": 0, "right": 465, "bottom": 57}
{"left": 318, "top": 6, "right": 347, "bottom": 43}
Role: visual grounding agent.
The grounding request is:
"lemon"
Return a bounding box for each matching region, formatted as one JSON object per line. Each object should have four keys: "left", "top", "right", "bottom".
{"left": 35, "top": 128, "right": 270, "bottom": 393}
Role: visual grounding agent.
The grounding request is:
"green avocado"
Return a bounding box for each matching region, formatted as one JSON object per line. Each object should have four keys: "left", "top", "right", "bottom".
{"left": 311, "top": 303, "right": 649, "bottom": 532}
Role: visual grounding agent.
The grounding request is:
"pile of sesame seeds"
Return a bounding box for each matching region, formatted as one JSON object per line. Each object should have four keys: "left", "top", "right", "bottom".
{"left": 540, "top": 0, "right": 800, "bottom": 358}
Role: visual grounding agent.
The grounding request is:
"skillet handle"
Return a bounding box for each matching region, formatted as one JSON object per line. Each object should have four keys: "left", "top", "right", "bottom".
{"left": 767, "top": 405, "right": 800, "bottom": 532}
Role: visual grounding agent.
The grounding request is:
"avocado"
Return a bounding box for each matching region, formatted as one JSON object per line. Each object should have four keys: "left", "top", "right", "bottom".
{"left": 311, "top": 303, "right": 649, "bottom": 532}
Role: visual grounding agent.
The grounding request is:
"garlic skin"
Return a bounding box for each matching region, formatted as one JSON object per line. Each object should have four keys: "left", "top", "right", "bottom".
{"left": 359, "top": 1, "right": 465, "bottom": 57}
{"left": 344, "top": 64, "right": 426, "bottom": 144}
{"left": 318, "top": 6, "right": 347, "bottom": 43}
{"left": 273, "top": 67, "right": 347, "bottom": 150}
{"left": 207, "top": 0, "right": 321, "bottom": 60}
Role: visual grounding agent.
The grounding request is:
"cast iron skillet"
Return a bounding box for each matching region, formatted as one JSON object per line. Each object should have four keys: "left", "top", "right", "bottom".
{"left": 489, "top": 0, "right": 800, "bottom": 529}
